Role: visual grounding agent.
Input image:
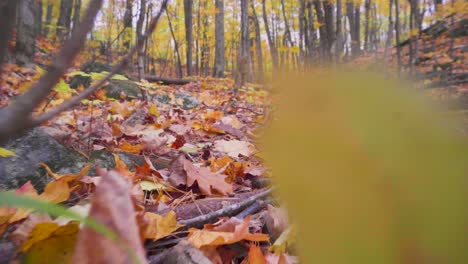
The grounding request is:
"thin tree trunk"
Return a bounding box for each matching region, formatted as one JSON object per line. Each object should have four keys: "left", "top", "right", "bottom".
{"left": 0, "top": 1, "right": 18, "bottom": 67}
{"left": 73, "top": 0, "right": 82, "bottom": 31}
{"left": 335, "top": 0, "right": 343, "bottom": 63}
{"left": 213, "top": 0, "right": 225, "bottom": 78}
{"left": 136, "top": 0, "right": 147, "bottom": 79}
{"left": 313, "top": 0, "right": 327, "bottom": 62}
{"left": 251, "top": 0, "right": 264, "bottom": 81}
{"left": 364, "top": 0, "right": 371, "bottom": 51}
{"left": 123, "top": 0, "right": 133, "bottom": 49}
{"left": 395, "top": 0, "right": 402, "bottom": 73}
{"left": 236, "top": 0, "right": 251, "bottom": 87}
{"left": 323, "top": 0, "right": 335, "bottom": 62}
{"left": 306, "top": 1, "right": 316, "bottom": 64}
{"left": 43, "top": 2, "right": 53, "bottom": 37}
{"left": 183, "top": 0, "right": 193, "bottom": 75}
{"left": 383, "top": 0, "right": 394, "bottom": 70}
{"left": 57, "top": 0, "right": 73, "bottom": 42}
{"left": 167, "top": 9, "right": 183, "bottom": 78}
{"left": 262, "top": 0, "right": 278, "bottom": 71}
{"left": 280, "top": 0, "right": 294, "bottom": 47}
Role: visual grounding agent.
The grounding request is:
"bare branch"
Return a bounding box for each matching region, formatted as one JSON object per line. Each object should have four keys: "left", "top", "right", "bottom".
{"left": 32, "top": 0, "right": 170, "bottom": 126}
{"left": 0, "top": 0, "right": 103, "bottom": 146}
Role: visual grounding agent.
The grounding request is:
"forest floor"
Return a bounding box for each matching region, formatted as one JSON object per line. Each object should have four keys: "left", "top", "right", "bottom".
{"left": 0, "top": 14, "right": 467, "bottom": 264}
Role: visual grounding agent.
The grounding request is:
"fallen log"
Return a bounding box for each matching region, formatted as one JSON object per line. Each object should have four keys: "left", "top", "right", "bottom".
{"left": 143, "top": 75, "right": 192, "bottom": 85}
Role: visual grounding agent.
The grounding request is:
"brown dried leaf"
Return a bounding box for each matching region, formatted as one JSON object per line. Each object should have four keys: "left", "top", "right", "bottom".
{"left": 72, "top": 170, "right": 147, "bottom": 264}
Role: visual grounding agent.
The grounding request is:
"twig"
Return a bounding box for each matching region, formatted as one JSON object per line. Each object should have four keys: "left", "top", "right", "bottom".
{"left": 178, "top": 188, "right": 272, "bottom": 229}
{"left": 31, "top": 0, "right": 170, "bottom": 126}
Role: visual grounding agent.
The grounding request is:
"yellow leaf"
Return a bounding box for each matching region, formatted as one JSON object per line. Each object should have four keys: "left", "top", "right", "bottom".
{"left": 39, "top": 179, "right": 72, "bottom": 204}
{"left": 144, "top": 211, "right": 182, "bottom": 241}
{"left": 0, "top": 148, "right": 16, "bottom": 157}
{"left": 149, "top": 103, "right": 160, "bottom": 117}
{"left": 22, "top": 222, "right": 79, "bottom": 264}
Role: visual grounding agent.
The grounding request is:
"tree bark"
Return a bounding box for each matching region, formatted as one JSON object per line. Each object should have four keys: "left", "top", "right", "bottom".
{"left": 184, "top": 0, "right": 193, "bottom": 75}
{"left": 213, "top": 0, "right": 225, "bottom": 78}
{"left": 323, "top": 0, "right": 335, "bottom": 62}
{"left": 73, "top": 0, "right": 82, "bottom": 31}
{"left": 167, "top": 9, "right": 183, "bottom": 78}
{"left": 383, "top": 0, "right": 394, "bottom": 70}
{"left": 136, "top": 0, "right": 147, "bottom": 79}
{"left": 43, "top": 2, "right": 53, "bottom": 37}
{"left": 57, "top": 0, "right": 73, "bottom": 42}
{"left": 251, "top": 0, "right": 264, "bottom": 81}
{"left": 262, "top": 0, "right": 278, "bottom": 71}
{"left": 313, "top": 0, "right": 327, "bottom": 62}
{"left": 236, "top": 0, "right": 252, "bottom": 87}
{"left": 364, "top": 0, "right": 371, "bottom": 51}
{"left": 123, "top": 0, "right": 133, "bottom": 49}
{"left": 335, "top": 0, "right": 343, "bottom": 63}
{"left": 16, "top": 0, "right": 41, "bottom": 63}
{"left": 0, "top": 1, "right": 18, "bottom": 67}
{"left": 395, "top": 0, "right": 402, "bottom": 73}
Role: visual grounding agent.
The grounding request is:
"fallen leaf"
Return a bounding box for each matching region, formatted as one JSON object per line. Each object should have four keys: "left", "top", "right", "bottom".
{"left": 11, "top": 213, "right": 52, "bottom": 247}
{"left": 214, "top": 140, "right": 256, "bottom": 158}
{"left": 0, "top": 147, "right": 16, "bottom": 157}
{"left": 39, "top": 178, "right": 72, "bottom": 204}
{"left": 23, "top": 222, "right": 79, "bottom": 264}
{"left": 248, "top": 243, "right": 267, "bottom": 264}
{"left": 265, "top": 253, "right": 298, "bottom": 264}
{"left": 187, "top": 216, "right": 269, "bottom": 248}
{"left": 118, "top": 141, "right": 143, "bottom": 154}
{"left": 72, "top": 170, "right": 146, "bottom": 264}
{"left": 221, "top": 116, "right": 244, "bottom": 129}
{"left": 8, "top": 182, "right": 40, "bottom": 223}
{"left": 112, "top": 154, "right": 135, "bottom": 179}
{"left": 183, "top": 158, "right": 233, "bottom": 196}
{"left": 144, "top": 211, "right": 182, "bottom": 240}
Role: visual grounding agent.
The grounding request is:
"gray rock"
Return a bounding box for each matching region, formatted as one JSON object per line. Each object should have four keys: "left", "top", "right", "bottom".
{"left": 104, "top": 80, "right": 143, "bottom": 100}
{"left": 0, "top": 128, "right": 88, "bottom": 191}
{"left": 89, "top": 150, "right": 144, "bottom": 172}
{"left": 175, "top": 93, "right": 199, "bottom": 110}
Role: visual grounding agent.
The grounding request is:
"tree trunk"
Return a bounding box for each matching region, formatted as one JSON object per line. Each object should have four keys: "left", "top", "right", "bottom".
{"left": 323, "top": 0, "right": 335, "bottom": 62}
{"left": 335, "top": 0, "right": 343, "bottom": 63}
{"left": 57, "top": 0, "right": 73, "bottom": 42}
{"left": 395, "top": 0, "right": 402, "bottom": 73}
{"left": 43, "top": 2, "right": 53, "bottom": 37}
{"left": 136, "top": 0, "right": 147, "bottom": 79}
{"left": 213, "top": 0, "right": 225, "bottom": 78}
{"left": 0, "top": 1, "right": 18, "bottom": 66}
{"left": 37, "top": 0, "right": 43, "bottom": 37}
{"left": 198, "top": 1, "right": 209, "bottom": 76}
{"left": 16, "top": 0, "right": 41, "bottom": 63}
{"left": 306, "top": 1, "right": 316, "bottom": 64}
{"left": 364, "top": 0, "right": 370, "bottom": 51}
{"left": 236, "top": 0, "right": 252, "bottom": 87}
{"left": 280, "top": 0, "right": 294, "bottom": 47}
{"left": 313, "top": 0, "right": 327, "bottom": 62}
{"left": 73, "top": 0, "right": 82, "bottom": 31}
{"left": 353, "top": 4, "right": 361, "bottom": 56}
{"left": 184, "top": 0, "right": 193, "bottom": 75}
{"left": 262, "top": 0, "right": 278, "bottom": 71}
{"left": 167, "top": 9, "right": 183, "bottom": 78}
{"left": 383, "top": 0, "right": 394, "bottom": 69}
{"left": 251, "top": 0, "right": 264, "bottom": 81}
{"left": 123, "top": 0, "right": 133, "bottom": 49}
